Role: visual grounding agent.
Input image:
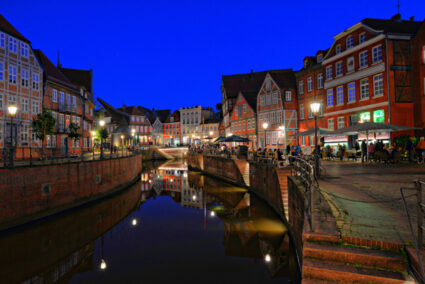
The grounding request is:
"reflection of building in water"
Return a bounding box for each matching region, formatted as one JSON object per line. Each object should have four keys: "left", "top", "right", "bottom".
{"left": 181, "top": 186, "right": 203, "bottom": 208}
{"left": 0, "top": 181, "right": 141, "bottom": 284}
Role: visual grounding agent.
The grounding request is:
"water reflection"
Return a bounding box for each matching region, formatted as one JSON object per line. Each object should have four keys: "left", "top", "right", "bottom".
{"left": 0, "top": 160, "right": 298, "bottom": 284}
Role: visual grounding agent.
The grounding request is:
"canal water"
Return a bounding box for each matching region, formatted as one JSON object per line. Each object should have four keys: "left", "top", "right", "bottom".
{"left": 0, "top": 161, "right": 299, "bottom": 284}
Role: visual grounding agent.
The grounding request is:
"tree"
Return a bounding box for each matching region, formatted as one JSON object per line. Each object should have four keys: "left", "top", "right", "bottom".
{"left": 32, "top": 108, "right": 56, "bottom": 158}
{"left": 98, "top": 127, "right": 109, "bottom": 159}
{"left": 68, "top": 123, "right": 81, "bottom": 155}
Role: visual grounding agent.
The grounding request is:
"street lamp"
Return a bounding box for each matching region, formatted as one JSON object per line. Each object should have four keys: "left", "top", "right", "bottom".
{"left": 262, "top": 122, "right": 268, "bottom": 148}
{"left": 7, "top": 104, "right": 17, "bottom": 167}
{"left": 277, "top": 126, "right": 285, "bottom": 150}
{"left": 99, "top": 120, "right": 105, "bottom": 159}
{"left": 310, "top": 101, "right": 321, "bottom": 178}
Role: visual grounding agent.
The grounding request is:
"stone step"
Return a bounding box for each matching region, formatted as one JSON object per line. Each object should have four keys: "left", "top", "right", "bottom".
{"left": 302, "top": 259, "right": 412, "bottom": 284}
{"left": 303, "top": 232, "right": 340, "bottom": 244}
{"left": 303, "top": 242, "right": 407, "bottom": 272}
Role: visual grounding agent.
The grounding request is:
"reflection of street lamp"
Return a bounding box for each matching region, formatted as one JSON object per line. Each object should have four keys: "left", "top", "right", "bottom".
{"left": 99, "top": 120, "right": 105, "bottom": 159}
{"left": 100, "top": 235, "right": 107, "bottom": 270}
{"left": 7, "top": 104, "right": 17, "bottom": 167}
{"left": 264, "top": 254, "right": 271, "bottom": 262}
{"left": 262, "top": 122, "right": 269, "bottom": 148}
{"left": 192, "top": 194, "right": 197, "bottom": 201}
{"left": 209, "top": 131, "right": 213, "bottom": 136}
{"left": 210, "top": 211, "right": 215, "bottom": 217}
{"left": 132, "top": 218, "right": 137, "bottom": 226}
{"left": 131, "top": 128, "right": 135, "bottom": 147}
{"left": 310, "top": 101, "right": 321, "bottom": 178}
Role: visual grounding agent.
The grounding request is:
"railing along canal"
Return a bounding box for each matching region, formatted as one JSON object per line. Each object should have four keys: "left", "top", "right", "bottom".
{"left": 401, "top": 179, "right": 425, "bottom": 282}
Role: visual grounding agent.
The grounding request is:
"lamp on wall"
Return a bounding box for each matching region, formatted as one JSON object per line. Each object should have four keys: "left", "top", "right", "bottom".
{"left": 310, "top": 101, "right": 321, "bottom": 178}
{"left": 7, "top": 104, "right": 18, "bottom": 167}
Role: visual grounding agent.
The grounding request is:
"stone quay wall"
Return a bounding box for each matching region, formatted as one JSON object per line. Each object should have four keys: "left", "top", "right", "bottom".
{"left": 0, "top": 154, "right": 142, "bottom": 231}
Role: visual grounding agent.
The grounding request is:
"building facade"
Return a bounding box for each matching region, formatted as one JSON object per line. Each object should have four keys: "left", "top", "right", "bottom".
{"left": 257, "top": 70, "right": 297, "bottom": 149}
{"left": 0, "top": 15, "right": 43, "bottom": 160}
{"left": 201, "top": 118, "right": 220, "bottom": 142}
{"left": 295, "top": 51, "right": 326, "bottom": 147}
{"left": 322, "top": 16, "right": 422, "bottom": 147}
{"left": 180, "top": 105, "right": 214, "bottom": 144}
{"left": 412, "top": 20, "right": 425, "bottom": 136}
{"left": 229, "top": 91, "right": 257, "bottom": 148}
{"left": 163, "top": 110, "right": 181, "bottom": 146}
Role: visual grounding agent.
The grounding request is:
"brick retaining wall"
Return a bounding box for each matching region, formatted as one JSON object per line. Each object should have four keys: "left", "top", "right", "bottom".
{"left": 0, "top": 154, "right": 142, "bottom": 231}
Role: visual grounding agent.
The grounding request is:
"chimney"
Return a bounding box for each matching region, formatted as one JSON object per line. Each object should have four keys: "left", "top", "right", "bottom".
{"left": 410, "top": 16, "right": 415, "bottom": 21}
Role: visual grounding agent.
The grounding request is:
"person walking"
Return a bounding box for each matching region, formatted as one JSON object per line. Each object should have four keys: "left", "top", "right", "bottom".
{"left": 361, "top": 140, "right": 367, "bottom": 163}
{"left": 406, "top": 137, "right": 414, "bottom": 162}
{"left": 417, "top": 137, "right": 425, "bottom": 163}
{"left": 368, "top": 142, "right": 375, "bottom": 162}
{"left": 286, "top": 144, "right": 291, "bottom": 156}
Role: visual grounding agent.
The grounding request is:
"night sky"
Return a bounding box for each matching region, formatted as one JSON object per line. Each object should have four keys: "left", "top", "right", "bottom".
{"left": 1, "top": 1, "right": 424, "bottom": 111}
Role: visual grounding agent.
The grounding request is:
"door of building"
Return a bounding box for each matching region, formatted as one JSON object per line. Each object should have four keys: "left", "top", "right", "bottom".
{"left": 61, "top": 137, "right": 68, "bottom": 155}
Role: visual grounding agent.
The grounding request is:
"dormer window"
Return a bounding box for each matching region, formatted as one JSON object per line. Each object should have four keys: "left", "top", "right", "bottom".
{"left": 346, "top": 36, "right": 354, "bottom": 49}
{"left": 336, "top": 44, "right": 342, "bottom": 54}
{"left": 317, "top": 54, "right": 323, "bottom": 63}
{"left": 304, "top": 60, "right": 308, "bottom": 68}
{"left": 359, "top": 33, "right": 366, "bottom": 44}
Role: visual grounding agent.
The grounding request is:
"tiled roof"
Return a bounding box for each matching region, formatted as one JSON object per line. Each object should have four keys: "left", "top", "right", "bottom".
{"left": 97, "top": 97, "right": 129, "bottom": 126}
{"left": 362, "top": 18, "right": 422, "bottom": 35}
{"left": 165, "top": 110, "right": 180, "bottom": 123}
{"left": 268, "top": 69, "right": 296, "bottom": 89}
{"left": 120, "top": 106, "right": 144, "bottom": 116}
{"left": 59, "top": 67, "right": 93, "bottom": 93}
{"left": 34, "top": 49, "right": 79, "bottom": 92}
{"left": 0, "top": 14, "right": 30, "bottom": 43}
{"left": 222, "top": 70, "right": 268, "bottom": 99}
{"left": 240, "top": 91, "right": 258, "bottom": 112}
{"left": 155, "top": 109, "right": 171, "bottom": 123}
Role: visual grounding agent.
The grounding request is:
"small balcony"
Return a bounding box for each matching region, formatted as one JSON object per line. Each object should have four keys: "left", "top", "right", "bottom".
{"left": 58, "top": 104, "right": 78, "bottom": 114}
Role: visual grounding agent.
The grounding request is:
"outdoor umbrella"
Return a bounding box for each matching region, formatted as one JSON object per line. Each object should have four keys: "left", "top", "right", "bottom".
{"left": 224, "top": 135, "right": 250, "bottom": 143}
{"left": 213, "top": 136, "right": 226, "bottom": 143}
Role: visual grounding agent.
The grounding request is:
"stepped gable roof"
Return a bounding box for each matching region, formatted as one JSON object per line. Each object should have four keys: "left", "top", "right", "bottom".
{"left": 59, "top": 67, "right": 93, "bottom": 93}
{"left": 240, "top": 90, "right": 258, "bottom": 112}
{"left": 268, "top": 69, "right": 296, "bottom": 89}
{"left": 222, "top": 70, "right": 268, "bottom": 99}
{"left": 0, "top": 14, "right": 30, "bottom": 43}
{"left": 33, "top": 49, "right": 79, "bottom": 92}
{"left": 361, "top": 18, "right": 422, "bottom": 35}
{"left": 155, "top": 109, "right": 171, "bottom": 123}
{"left": 165, "top": 110, "right": 180, "bottom": 123}
{"left": 97, "top": 97, "right": 129, "bottom": 125}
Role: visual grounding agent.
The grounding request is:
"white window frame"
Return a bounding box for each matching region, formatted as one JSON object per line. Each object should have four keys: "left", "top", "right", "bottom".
{"left": 307, "top": 77, "right": 313, "bottom": 92}
{"left": 0, "top": 32, "right": 5, "bottom": 48}
{"left": 336, "top": 86, "right": 344, "bottom": 105}
{"left": 336, "top": 44, "right": 342, "bottom": 54}
{"left": 373, "top": 74, "right": 384, "bottom": 97}
{"left": 337, "top": 117, "right": 345, "bottom": 129}
{"left": 336, "top": 61, "right": 343, "bottom": 77}
{"left": 347, "top": 82, "right": 356, "bottom": 103}
{"left": 360, "top": 79, "right": 369, "bottom": 100}
{"left": 317, "top": 73, "right": 323, "bottom": 89}
{"left": 260, "top": 95, "right": 265, "bottom": 107}
{"left": 266, "top": 78, "right": 271, "bottom": 90}
{"left": 359, "top": 51, "right": 368, "bottom": 68}
{"left": 372, "top": 45, "right": 382, "bottom": 64}
{"left": 299, "top": 103, "right": 304, "bottom": 120}
{"left": 243, "top": 103, "right": 247, "bottom": 113}
{"left": 326, "top": 65, "right": 333, "bottom": 80}
{"left": 22, "top": 98, "right": 29, "bottom": 113}
{"left": 59, "top": 92, "right": 64, "bottom": 105}
{"left": 20, "top": 42, "right": 29, "bottom": 58}
{"left": 272, "top": 132, "right": 277, "bottom": 145}
{"left": 9, "top": 37, "right": 17, "bottom": 53}
{"left": 285, "top": 91, "right": 292, "bottom": 102}
{"left": 266, "top": 94, "right": 271, "bottom": 105}
{"left": 21, "top": 69, "right": 29, "bottom": 87}
{"left": 32, "top": 100, "right": 40, "bottom": 115}
{"left": 299, "top": 80, "right": 304, "bottom": 94}
{"left": 359, "top": 33, "right": 366, "bottom": 44}
{"left": 32, "top": 73, "right": 39, "bottom": 90}
{"left": 346, "top": 36, "right": 354, "bottom": 49}
{"left": 8, "top": 65, "right": 17, "bottom": 84}
{"left": 327, "top": 118, "right": 334, "bottom": 130}
{"left": 52, "top": 89, "right": 58, "bottom": 103}
{"left": 327, "top": 89, "right": 334, "bottom": 107}
{"left": 272, "top": 92, "right": 278, "bottom": 105}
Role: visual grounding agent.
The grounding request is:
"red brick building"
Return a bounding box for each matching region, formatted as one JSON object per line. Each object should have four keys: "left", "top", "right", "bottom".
{"left": 123, "top": 106, "right": 152, "bottom": 145}
{"left": 412, "top": 20, "right": 425, "bottom": 136}
{"left": 257, "top": 70, "right": 297, "bottom": 149}
{"left": 0, "top": 15, "right": 43, "bottom": 159}
{"left": 163, "top": 110, "right": 181, "bottom": 146}
{"left": 295, "top": 50, "right": 326, "bottom": 147}
{"left": 322, "top": 16, "right": 422, "bottom": 147}
{"left": 229, "top": 91, "right": 257, "bottom": 148}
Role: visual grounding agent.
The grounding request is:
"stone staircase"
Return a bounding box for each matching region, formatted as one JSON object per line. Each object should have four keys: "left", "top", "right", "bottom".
{"left": 302, "top": 237, "right": 414, "bottom": 283}
{"left": 242, "top": 165, "right": 250, "bottom": 187}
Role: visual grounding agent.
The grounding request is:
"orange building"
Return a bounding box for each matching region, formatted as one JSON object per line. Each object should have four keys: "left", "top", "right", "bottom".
{"left": 412, "top": 20, "right": 425, "bottom": 137}
{"left": 229, "top": 91, "right": 257, "bottom": 148}
{"left": 163, "top": 110, "right": 181, "bottom": 146}
{"left": 256, "top": 70, "right": 297, "bottom": 149}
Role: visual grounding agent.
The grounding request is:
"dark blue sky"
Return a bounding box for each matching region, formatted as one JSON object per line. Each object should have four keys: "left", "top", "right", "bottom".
{"left": 1, "top": 1, "right": 424, "bottom": 111}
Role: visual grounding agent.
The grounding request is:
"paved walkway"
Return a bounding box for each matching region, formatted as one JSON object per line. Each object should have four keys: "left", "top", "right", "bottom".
{"left": 319, "top": 161, "right": 425, "bottom": 245}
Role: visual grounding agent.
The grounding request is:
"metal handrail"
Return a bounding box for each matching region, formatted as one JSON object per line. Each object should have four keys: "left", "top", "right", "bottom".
{"left": 401, "top": 180, "right": 425, "bottom": 283}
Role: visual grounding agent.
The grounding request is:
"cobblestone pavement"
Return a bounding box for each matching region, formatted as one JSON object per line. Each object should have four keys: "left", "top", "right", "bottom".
{"left": 319, "top": 160, "right": 425, "bottom": 244}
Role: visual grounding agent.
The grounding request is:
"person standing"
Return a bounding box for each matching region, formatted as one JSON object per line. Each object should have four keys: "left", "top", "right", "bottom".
{"left": 417, "top": 137, "right": 425, "bottom": 163}
{"left": 361, "top": 140, "right": 367, "bottom": 163}
{"left": 406, "top": 137, "right": 414, "bottom": 162}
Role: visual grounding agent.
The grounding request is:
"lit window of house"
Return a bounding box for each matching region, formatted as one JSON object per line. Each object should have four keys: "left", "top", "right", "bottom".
{"left": 285, "top": 91, "right": 292, "bottom": 102}
{"left": 327, "top": 89, "right": 334, "bottom": 107}
{"left": 348, "top": 82, "right": 356, "bottom": 102}
{"left": 328, "top": 118, "right": 334, "bottom": 130}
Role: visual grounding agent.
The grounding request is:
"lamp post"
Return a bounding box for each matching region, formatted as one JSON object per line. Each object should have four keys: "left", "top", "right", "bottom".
{"left": 262, "top": 122, "right": 268, "bottom": 149}
{"left": 99, "top": 120, "right": 105, "bottom": 159}
{"left": 120, "top": 134, "right": 125, "bottom": 156}
{"left": 7, "top": 104, "right": 17, "bottom": 168}
{"left": 310, "top": 101, "right": 321, "bottom": 178}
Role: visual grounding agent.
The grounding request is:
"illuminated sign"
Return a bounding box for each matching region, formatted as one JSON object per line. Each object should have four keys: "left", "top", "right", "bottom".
{"left": 373, "top": 110, "right": 385, "bottom": 123}
{"left": 359, "top": 112, "right": 370, "bottom": 123}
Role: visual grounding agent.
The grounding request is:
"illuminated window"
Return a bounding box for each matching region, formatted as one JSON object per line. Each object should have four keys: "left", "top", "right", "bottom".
{"left": 373, "top": 110, "right": 385, "bottom": 123}
{"left": 347, "top": 82, "right": 356, "bottom": 102}
{"left": 327, "top": 89, "right": 334, "bottom": 106}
